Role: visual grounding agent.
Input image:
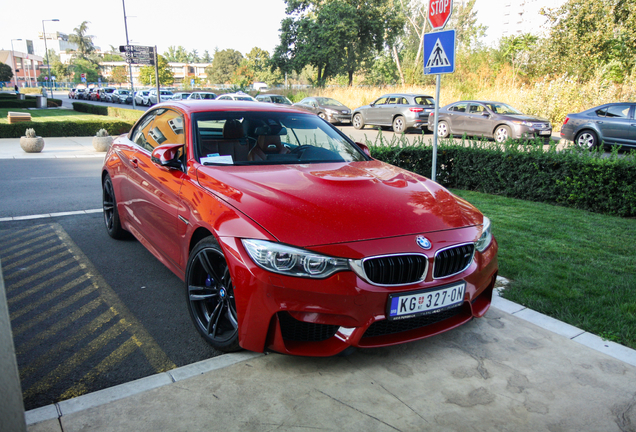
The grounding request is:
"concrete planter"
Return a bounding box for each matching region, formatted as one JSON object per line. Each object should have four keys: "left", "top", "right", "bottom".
{"left": 92, "top": 136, "right": 113, "bottom": 152}
{"left": 19, "top": 136, "right": 45, "bottom": 153}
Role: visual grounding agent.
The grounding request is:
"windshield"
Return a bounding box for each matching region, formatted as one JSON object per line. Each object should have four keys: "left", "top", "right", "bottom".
{"left": 484, "top": 103, "right": 523, "bottom": 115}
{"left": 315, "top": 98, "right": 345, "bottom": 107}
{"left": 194, "top": 111, "right": 367, "bottom": 166}
{"left": 161, "top": 91, "right": 173, "bottom": 96}
{"left": 415, "top": 96, "right": 435, "bottom": 105}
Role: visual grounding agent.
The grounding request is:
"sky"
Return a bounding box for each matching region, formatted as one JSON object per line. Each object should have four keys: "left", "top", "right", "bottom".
{"left": 0, "top": 0, "right": 506, "bottom": 60}
{"left": 0, "top": 0, "right": 289, "bottom": 58}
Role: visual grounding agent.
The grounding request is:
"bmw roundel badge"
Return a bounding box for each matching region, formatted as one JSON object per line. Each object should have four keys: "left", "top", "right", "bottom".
{"left": 416, "top": 236, "right": 432, "bottom": 250}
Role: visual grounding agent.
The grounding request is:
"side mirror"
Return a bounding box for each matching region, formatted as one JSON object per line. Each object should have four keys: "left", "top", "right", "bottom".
{"left": 151, "top": 143, "right": 184, "bottom": 169}
{"left": 356, "top": 142, "right": 372, "bottom": 157}
{"left": 482, "top": 112, "right": 490, "bottom": 117}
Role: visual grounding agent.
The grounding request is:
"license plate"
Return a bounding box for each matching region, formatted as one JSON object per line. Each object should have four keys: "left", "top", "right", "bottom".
{"left": 387, "top": 283, "right": 465, "bottom": 321}
{"left": 539, "top": 130, "right": 551, "bottom": 135}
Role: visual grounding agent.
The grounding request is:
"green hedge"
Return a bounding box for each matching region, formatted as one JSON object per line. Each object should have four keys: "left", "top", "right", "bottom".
{"left": 72, "top": 102, "right": 143, "bottom": 121}
{"left": 0, "top": 96, "right": 62, "bottom": 108}
{"left": 0, "top": 120, "right": 134, "bottom": 138}
{"left": 370, "top": 141, "right": 636, "bottom": 217}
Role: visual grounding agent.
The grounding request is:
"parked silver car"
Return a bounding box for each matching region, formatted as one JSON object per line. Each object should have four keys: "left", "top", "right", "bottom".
{"left": 352, "top": 93, "right": 434, "bottom": 133}
{"left": 293, "top": 97, "right": 352, "bottom": 124}
{"left": 134, "top": 90, "right": 150, "bottom": 106}
{"left": 256, "top": 94, "right": 293, "bottom": 105}
{"left": 560, "top": 103, "right": 636, "bottom": 150}
{"left": 187, "top": 91, "right": 216, "bottom": 100}
{"left": 148, "top": 89, "right": 174, "bottom": 105}
{"left": 429, "top": 100, "right": 552, "bottom": 143}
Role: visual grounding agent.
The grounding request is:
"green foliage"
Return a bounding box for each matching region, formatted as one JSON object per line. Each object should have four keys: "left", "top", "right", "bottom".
{"left": 0, "top": 119, "right": 134, "bottom": 138}
{"left": 110, "top": 66, "right": 129, "bottom": 84}
{"left": 369, "top": 140, "right": 636, "bottom": 217}
{"left": 68, "top": 21, "right": 96, "bottom": 60}
{"left": 72, "top": 102, "right": 143, "bottom": 121}
{"left": 205, "top": 49, "right": 243, "bottom": 84}
{"left": 0, "top": 95, "right": 62, "bottom": 108}
{"left": 164, "top": 46, "right": 190, "bottom": 63}
{"left": 138, "top": 55, "right": 174, "bottom": 86}
{"left": 0, "top": 62, "right": 13, "bottom": 82}
{"left": 72, "top": 58, "right": 100, "bottom": 83}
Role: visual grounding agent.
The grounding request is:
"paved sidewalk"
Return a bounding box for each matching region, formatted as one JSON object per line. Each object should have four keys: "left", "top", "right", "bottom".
{"left": 0, "top": 137, "right": 105, "bottom": 159}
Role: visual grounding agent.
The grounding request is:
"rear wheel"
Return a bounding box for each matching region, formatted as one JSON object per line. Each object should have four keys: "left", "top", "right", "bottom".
{"left": 392, "top": 115, "right": 406, "bottom": 133}
{"left": 102, "top": 174, "right": 128, "bottom": 239}
{"left": 352, "top": 113, "right": 365, "bottom": 130}
{"left": 575, "top": 130, "right": 599, "bottom": 150}
{"left": 437, "top": 121, "right": 450, "bottom": 138}
{"left": 186, "top": 237, "right": 241, "bottom": 352}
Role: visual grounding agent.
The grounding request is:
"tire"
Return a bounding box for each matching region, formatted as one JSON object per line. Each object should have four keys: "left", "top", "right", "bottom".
{"left": 102, "top": 174, "right": 128, "bottom": 239}
{"left": 392, "top": 115, "right": 406, "bottom": 133}
{"left": 352, "top": 113, "right": 365, "bottom": 130}
{"left": 437, "top": 121, "right": 450, "bottom": 138}
{"left": 575, "top": 130, "right": 599, "bottom": 150}
{"left": 318, "top": 112, "right": 327, "bottom": 120}
{"left": 186, "top": 237, "right": 241, "bottom": 352}
{"left": 494, "top": 125, "right": 512, "bottom": 143}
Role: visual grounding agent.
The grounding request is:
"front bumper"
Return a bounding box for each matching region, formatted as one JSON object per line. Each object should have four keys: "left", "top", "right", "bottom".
{"left": 327, "top": 113, "right": 352, "bottom": 124}
{"left": 219, "top": 229, "right": 498, "bottom": 357}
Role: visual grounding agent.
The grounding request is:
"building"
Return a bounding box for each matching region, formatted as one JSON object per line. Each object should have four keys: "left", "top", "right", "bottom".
{"left": 0, "top": 50, "right": 44, "bottom": 87}
{"left": 100, "top": 61, "right": 211, "bottom": 87}
{"left": 475, "top": 0, "right": 568, "bottom": 45}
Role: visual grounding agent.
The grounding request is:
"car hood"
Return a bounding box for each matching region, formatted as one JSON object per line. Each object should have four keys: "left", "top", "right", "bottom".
{"left": 196, "top": 161, "right": 482, "bottom": 247}
{"left": 322, "top": 104, "right": 351, "bottom": 112}
{"left": 503, "top": 114, "right": 550, "bottom": 123}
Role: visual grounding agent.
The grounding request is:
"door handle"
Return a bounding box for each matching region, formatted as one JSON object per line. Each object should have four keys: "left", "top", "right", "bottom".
{"left": 597, "top": 121, "right": 604, "bottom": 124}
{"left": 131, "top": 158, "right": 139, "bottom": 168}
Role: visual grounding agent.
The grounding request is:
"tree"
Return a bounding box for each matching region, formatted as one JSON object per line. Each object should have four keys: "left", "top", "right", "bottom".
{"left": 205, "top": 49, "right": 243, "bottom": 84}
{"left": 68, "top": 21, "right": 96, "bottom": 60}
{"left": 189, "top": 49, "right": 200, "bottom": 63}
{"left": 243, "top": 47, "right": 283, "bottom": 85}
{"left": 72, "top": 58, "right": 100, "bottom": 83}
{"left": 164, "top": 46, "right": 189, "bottom": 62}
{"left": 273, "top": 0, "right": 403, "bottom": 86}
{"left": 138, "top": 55, "right": 174, "bottom": 86}
{"left": 540, "top": 0, "right": 636, "bottom": 81}
{"left": 110, "top": 66, "right": 129, "bottom": 84}
{"left": 0, "top": 62, "right": 13, "bottom": 82}
{"left": 201, "top": 50, "right": 213, "bottom": 63}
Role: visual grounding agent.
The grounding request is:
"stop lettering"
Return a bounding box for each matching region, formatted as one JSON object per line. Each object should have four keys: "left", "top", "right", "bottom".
{"left": 428, "top": 0, "right": 453, "bottom": 30}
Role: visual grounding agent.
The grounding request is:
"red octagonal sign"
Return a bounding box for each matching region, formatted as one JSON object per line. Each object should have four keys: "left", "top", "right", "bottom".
{"left": 428, "top": 0, "right": 453, "bottom": 30}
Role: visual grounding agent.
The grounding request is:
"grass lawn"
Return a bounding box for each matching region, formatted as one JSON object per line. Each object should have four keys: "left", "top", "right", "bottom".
{"left": 0, "top": 108, "right": 121, "bottom": 124}
{"left": 453, "top": 190, "right": 636, "bottom": 350}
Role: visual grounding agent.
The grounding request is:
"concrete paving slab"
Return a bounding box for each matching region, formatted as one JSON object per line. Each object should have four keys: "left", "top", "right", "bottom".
{"left": 27, "top": 308, "right": 636, "bottom": 432}
{"left": 573, "top": 332, "right": 636, "bottom": 368}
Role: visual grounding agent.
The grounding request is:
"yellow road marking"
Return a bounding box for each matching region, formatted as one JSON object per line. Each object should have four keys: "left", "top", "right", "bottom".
{"left": 1, "top": 232, "right": 57, "bottom": 255}
{"left": 0, "top": 224, "right": 49, "bottom": 242}
{"left": 11, "top": 284, "right": 98, "bottom": 336}
{"left": 22, "top": 318, "right": 133, "bottom": 399}
{"left": 2, "top": 244, "right": 67, "bottom": 271}
{"left": 59, "top": 336, "right": 143, "bottom": 400}
{"left": 8, "top": 264, "right": 83, "bottom": 305}
{"left": 5, "top": 254, "right": 76, "bottom": 284}
{"left": 10, "top": 273, "right": 91, "bottom": 321}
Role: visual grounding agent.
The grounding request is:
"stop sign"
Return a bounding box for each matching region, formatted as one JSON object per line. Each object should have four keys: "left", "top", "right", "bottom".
{"left": 428, "top": 0, "right": 453, "bottom": 30}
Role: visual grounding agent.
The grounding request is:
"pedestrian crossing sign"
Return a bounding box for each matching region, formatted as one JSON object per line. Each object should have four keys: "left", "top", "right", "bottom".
{"left": 423, "top": 30, "right": 456, "bottom": 75}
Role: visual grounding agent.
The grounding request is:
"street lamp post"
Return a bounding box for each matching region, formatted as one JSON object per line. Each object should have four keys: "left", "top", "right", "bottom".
{"left": 41, "top": 19, "right": 59, "bottom": 96}
{"left": 10, "top": 39, "right": 22, "bottom": 88}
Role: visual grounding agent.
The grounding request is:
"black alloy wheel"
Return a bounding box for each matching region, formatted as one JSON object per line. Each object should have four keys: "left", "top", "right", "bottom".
{"left": 186, "top": 237, "right": 240, "bottom": 352}
{"left": 102, "top": 174, "right": 128, "bottom": 239}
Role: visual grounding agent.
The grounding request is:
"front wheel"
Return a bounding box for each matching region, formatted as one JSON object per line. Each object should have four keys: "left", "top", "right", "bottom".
{"left": 392, "top": 116, "right": 406, "bottom": 133}
{"left": 352, "top": 113, "right": 365, "bottom": 130}
{"left": 494, "top": 125, "right": 512, "bottom": 143}
{"left": 575, "top": 130, "right": 599, "bottom": 150}
{"left": 186, "top": 237, "right": 241, "bottom": 352}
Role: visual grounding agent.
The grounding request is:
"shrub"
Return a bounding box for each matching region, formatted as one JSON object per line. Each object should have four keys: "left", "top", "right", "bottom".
{"left": 369, "top": 138, "right": 636, "bottom": 217}
{"left": 72, "top": 102, "right": 143, "bottom": 122}
{"left": 0, "top": 120, "right": 134, "bottom": 138}
{"left": 25, "top": 128, "right": 36, "bottom": 138}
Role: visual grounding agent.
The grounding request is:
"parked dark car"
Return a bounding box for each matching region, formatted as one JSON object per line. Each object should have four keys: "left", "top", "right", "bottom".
{"left": 256, "top": 94, "right": 293, "bottom": 105}
{"left": 112, "top": 89, "right": 133, "bottom": 104}
{"left": 352, "top": 94, "right": 434, "bottom": 133}
{"left": 429, "top": 100, "right": 553, "bottom": 143}
{"left": 560, "top": 103, "right": 636, "bottom": 150}
{"left": 293, "top": 97, "right": 352, "bottom": 124}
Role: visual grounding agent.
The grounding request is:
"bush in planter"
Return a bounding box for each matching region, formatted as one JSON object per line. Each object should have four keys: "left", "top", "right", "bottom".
{"left": 0, "top": 119, "right": 135, "bottom": 138}
{"left": 92, "top": 128, "right": 113, "bottom": 152}
{"left": 19, "top": 127, "right": 45, "bottom": 153}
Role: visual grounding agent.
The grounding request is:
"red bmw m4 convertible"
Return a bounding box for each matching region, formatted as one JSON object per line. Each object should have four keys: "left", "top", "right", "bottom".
{"left": 101, "top": 100, "right": 498, "bottom": 356}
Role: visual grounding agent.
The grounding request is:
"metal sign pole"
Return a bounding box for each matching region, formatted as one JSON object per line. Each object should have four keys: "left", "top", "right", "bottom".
{"left": 432, "top": 73, "right": 441, "bottom": 181}
{"left": 154, "top": 46, "right": 160, "bottom": 104}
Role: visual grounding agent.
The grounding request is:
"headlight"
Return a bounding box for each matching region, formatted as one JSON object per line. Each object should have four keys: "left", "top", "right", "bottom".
{"left": 512, "top": 120, "right": 533, "bottom": 127}
{"left": 242, "top": 239, "right": 350, "bottom": 278}
{"left": 475, "top": 217, "right": 493, "bottom": 252}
